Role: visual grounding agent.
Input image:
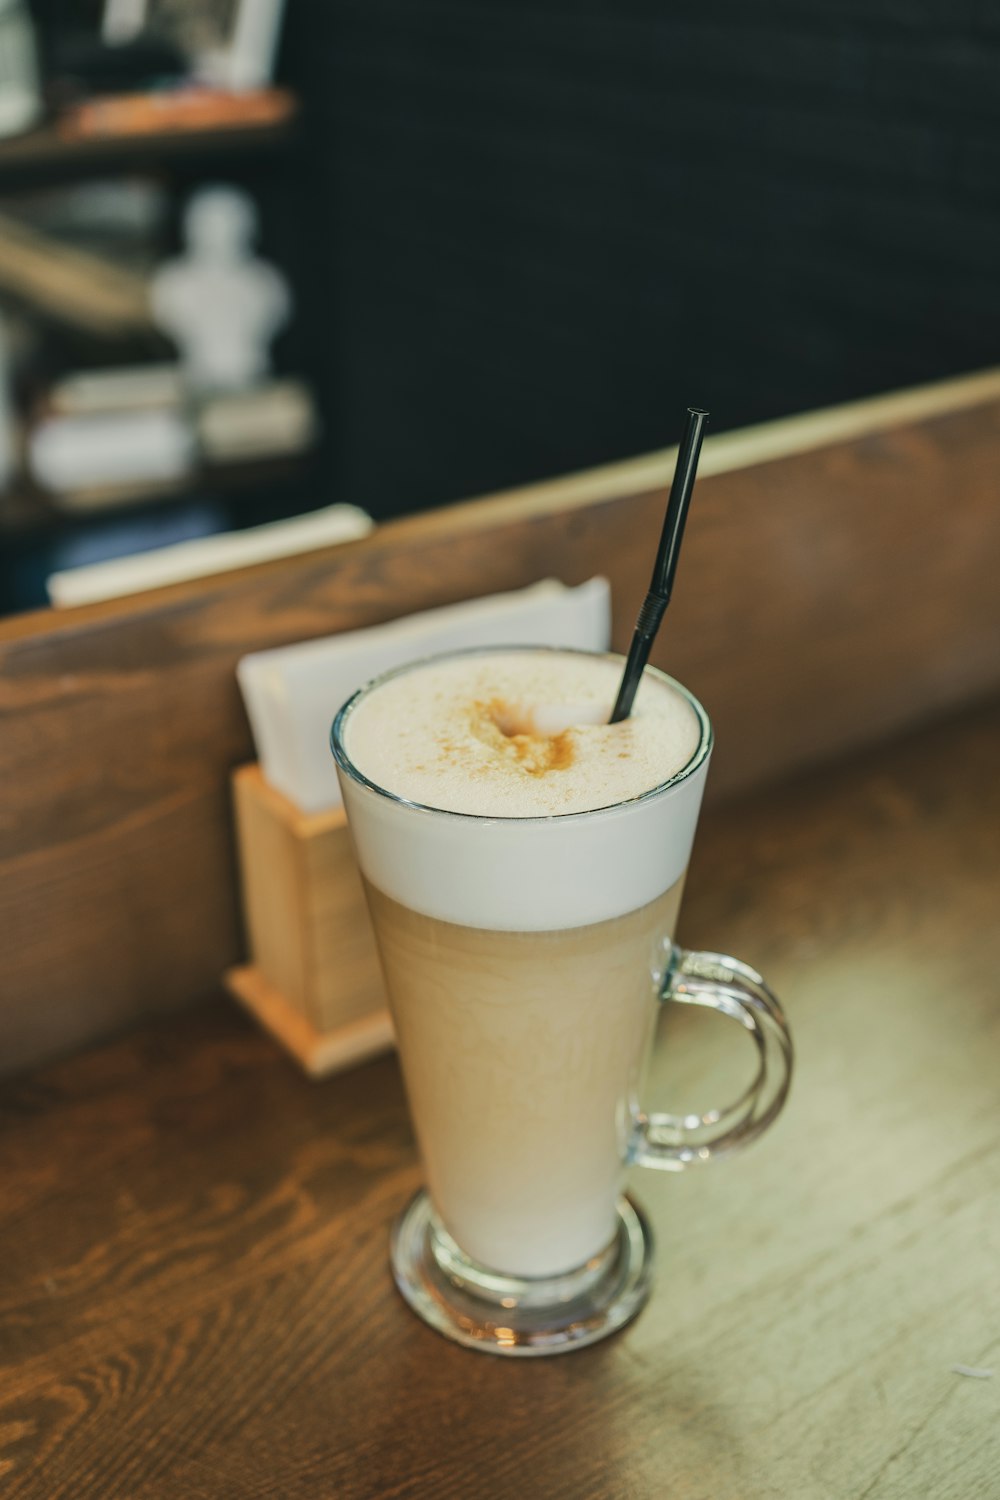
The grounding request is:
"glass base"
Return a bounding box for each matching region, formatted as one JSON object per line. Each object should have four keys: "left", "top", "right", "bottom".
{"left": 390, "top": 1190, "right": 654, "bottom": 1357}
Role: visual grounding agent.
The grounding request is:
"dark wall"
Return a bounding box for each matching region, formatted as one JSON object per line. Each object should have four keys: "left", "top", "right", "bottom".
{"left": 284, "top": 1, "right": 999, "bottom": 519}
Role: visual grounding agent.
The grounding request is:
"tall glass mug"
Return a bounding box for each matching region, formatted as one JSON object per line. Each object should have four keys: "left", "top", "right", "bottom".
{"left": 331, "top": 648, "right": 792, "bottom": 1356}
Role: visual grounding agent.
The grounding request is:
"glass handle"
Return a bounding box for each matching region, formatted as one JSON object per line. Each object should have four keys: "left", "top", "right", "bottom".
{"left": 630, "top": 946, "right": 793, "bottom": 1171}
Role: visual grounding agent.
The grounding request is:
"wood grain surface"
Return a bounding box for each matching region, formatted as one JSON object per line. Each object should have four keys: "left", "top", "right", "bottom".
{"left": 1, "top": 698, "right": 998, "bottom": 1499}
{"left": 3, "top": 389, "right": 1000, "bottom": 1074}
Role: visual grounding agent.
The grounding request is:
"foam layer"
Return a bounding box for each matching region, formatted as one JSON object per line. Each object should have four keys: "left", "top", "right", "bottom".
{"left": 342, "top": 650, "right": 700, "bottom": 817}
{"left": 333, "top": 650, "right": 712, "bottom": 932}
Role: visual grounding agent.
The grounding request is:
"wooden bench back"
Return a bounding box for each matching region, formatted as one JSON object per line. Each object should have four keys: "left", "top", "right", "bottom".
{"left": 3, "top": 369, "right": 1000, "bottom": 1073}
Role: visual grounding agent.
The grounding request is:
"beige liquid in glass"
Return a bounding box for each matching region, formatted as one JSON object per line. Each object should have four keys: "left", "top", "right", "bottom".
{"left": 365, "top": 876, "right": 685, "bottom": 1277}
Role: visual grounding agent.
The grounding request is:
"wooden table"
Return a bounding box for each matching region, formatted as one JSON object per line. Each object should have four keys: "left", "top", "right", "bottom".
{"left": 2, "top": 701, "right": 998, "bottom": 1499}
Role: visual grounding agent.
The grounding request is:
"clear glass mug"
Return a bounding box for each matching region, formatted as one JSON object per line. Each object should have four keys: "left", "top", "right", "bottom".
{"left": 332, "top": 648, "right": 793, "bottom": 1356}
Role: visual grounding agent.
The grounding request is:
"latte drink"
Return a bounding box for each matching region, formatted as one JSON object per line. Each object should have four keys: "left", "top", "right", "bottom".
{"left": 334, "top": 649, "right": 708, "bottom": 1278}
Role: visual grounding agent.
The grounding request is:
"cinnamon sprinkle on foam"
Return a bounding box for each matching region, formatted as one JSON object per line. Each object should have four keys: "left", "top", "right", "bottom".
{"left": 345, "top": 651, "right": 699, "bottom": 818}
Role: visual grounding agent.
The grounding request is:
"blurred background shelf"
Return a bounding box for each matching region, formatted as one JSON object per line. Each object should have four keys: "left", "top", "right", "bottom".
{"left": 2, "top": 3, "right": 1000, "bottom": 618}
{"left": 0, "top": 452, "right": 310, "bottom": 531}
{"left": 0, "top": 456, "right": 317, "bottom": 615}
{"left": 0, "top": 5, "right": 318, "bottom": 616}
{"left": 0, "top": 103, "right": 298, "bottom": 189}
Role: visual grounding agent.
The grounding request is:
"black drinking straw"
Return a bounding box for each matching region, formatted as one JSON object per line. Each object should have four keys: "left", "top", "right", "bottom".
{"left": 608, "top": 407, "right": 709, "bottom": 723}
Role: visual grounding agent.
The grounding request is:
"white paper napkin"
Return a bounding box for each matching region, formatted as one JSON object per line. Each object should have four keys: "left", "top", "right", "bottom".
{"left": 237, "top": 577, "right": 612, "bottom": 813}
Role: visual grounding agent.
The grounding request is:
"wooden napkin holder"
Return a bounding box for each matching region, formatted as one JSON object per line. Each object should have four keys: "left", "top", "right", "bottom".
{"left": 225, "top": 765, "right": 393, "bottom": 1077}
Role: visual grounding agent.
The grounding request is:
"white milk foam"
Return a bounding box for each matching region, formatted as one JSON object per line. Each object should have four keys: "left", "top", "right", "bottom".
{"left": 336, "top": 649, "right": 711, "bottom": 931}
{"left": 343, "top": 650, "right": 700, "bottom": 818}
